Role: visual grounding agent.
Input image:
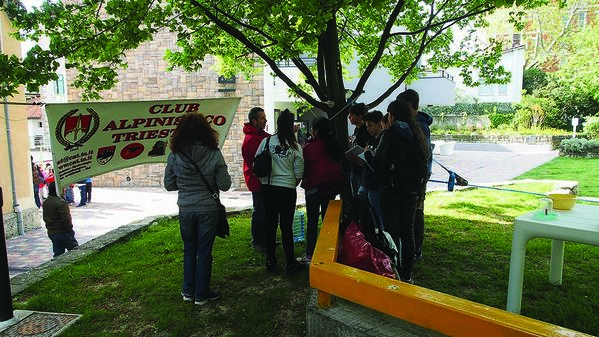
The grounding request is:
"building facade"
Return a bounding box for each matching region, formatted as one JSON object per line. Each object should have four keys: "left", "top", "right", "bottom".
{"left": 2, "top": 10, "right": 42, "bottom": 238}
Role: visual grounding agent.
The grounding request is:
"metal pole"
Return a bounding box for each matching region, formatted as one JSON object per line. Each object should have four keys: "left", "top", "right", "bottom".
{"left": 0, "top": 187, "right": 15, "bottom": 322}
{"left": 3, "top": 97, "right": 24, "bottom": 235}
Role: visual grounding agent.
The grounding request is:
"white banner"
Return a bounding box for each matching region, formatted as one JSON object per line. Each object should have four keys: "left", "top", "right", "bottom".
{"left": 46, "top": 98, "right": 241, "bottom": 188}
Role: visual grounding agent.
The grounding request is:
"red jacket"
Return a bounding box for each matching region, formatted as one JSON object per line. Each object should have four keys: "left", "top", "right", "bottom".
{"left": 242, "top": 123, "right": 270, "bottom": 191}
{"left": 301, "top": 136, "right": 342, "bottom": 191}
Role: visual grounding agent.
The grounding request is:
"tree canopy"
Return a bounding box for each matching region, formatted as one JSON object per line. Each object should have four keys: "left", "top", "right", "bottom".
{"left": 487, "top": 0, "right": 598, "bottom": 71}
{"left": 2, "top": 0, "right": 549, "bottom": 129}
{"left": 553, "top": 22, "right": 599, "bottom": 101}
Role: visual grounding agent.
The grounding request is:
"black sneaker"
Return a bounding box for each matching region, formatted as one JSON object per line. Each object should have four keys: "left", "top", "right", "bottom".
{"left": 414, "top": 248, "right": 423, "bottom": 261}
{"left": 252, "top": 243, "right": 267, "bottom": 252}
{"left": 195, "top": 290, "right": 221, "bottom": 305}
{"left": 400, "top": 277, "right": 414, "bottom": 284}
{"left": 399, "top": 268, "right": 414, "bottom": 284}
{"left": 285, "top": 261, "right": 305, "bottom": 276}
{"left": 265, "top": 258, "right": 277, "bottom": 272}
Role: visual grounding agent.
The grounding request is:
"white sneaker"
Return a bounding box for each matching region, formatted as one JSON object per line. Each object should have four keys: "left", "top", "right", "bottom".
{"left": 296, "top": 255, "right": 312, "bottom": 265}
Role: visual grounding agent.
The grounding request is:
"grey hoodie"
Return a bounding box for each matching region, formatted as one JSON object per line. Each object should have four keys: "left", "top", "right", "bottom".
{"left": 164, "top": 143, "right": 232, "bottom": 212}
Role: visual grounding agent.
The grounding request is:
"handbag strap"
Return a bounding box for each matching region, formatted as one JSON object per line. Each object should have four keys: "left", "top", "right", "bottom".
{"left": 179, "top": 151, "right": 220, "bottom": 204}
{"left": 263, "top": 136, "right": 272, "bottom": 184}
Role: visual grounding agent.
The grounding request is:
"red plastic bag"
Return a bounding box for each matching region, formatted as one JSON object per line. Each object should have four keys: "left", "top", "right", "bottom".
{"left": 338, "top": 221, "right": 395, "bottom": 279}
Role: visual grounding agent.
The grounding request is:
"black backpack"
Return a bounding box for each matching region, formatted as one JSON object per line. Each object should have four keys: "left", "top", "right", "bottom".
{"left": 252, "top": 136, "right": 272, "bottom": 178}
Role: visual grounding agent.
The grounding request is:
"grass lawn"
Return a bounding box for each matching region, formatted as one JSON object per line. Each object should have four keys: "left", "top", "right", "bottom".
{"left": 12, "top": 157, "right": 599, "bottom": 336}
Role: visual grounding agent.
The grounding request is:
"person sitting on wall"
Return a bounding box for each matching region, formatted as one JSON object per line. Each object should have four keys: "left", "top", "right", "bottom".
{"left": 43, "top": 180, "right": 79, "bottom": 258}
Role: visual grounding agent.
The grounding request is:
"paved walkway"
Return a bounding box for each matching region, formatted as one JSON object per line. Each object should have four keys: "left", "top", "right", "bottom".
{"left": 5, "top": 142, "right": 559, "bottom": 279}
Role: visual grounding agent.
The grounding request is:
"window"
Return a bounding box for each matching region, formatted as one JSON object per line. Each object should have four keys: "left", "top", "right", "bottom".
{"left": 217, "top": 75, "right": 236, "bottom": 84}
{"left": 38, "top": 122, "right": 43, "bottom": 128}
{"left": 512, "top": 34, "right": 521, "bottom": 47}
{"left": 478, "top": 85, "right": 493, "bottom": 96}
{"left": 54, "top": 74, "right": 65, "bottom": 95}
{"left": 498, "top": 85, "right": 508, "bottom": 96}
{"left": 562, "top": 15, "right": 570, "bottom": 28}
{"left": 34, "top": 135, "right": 43, "bottom": 146}
{"left": 578, "top": 12, "right": 587, "bottom": 27}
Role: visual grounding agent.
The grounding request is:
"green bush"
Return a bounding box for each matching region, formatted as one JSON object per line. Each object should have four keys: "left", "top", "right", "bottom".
{"left": 488, "top": 112, "right": 514, "bottom": 128}
{"left": 560, "top": 138, "right": 599, "bottom": 153}
{"left": 523, "top": 67, "right": 549, "bottom": 94}
{"left": 583, "top": 116, "right": 599, "bottom": 140}
{"left": 539, "top": 84, "right": 599, "bottom": 130}
{"left": 513, "top": 95, "right": 557, "bottom": 129}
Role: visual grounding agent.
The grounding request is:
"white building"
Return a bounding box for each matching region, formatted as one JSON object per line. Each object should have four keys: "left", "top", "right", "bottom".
{"left": 263, "top": 57, "right": 457, "bottom": 128}
{"left": 451, "top": 45, "right": 525, "bottom": 104}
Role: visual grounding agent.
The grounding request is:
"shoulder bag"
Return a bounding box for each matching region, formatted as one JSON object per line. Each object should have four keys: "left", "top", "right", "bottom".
{"left": 252, "top": 136, "right": 272, "bottom": 178}
{"left": 179, "top": 152, "right": 230, "bottom": 239}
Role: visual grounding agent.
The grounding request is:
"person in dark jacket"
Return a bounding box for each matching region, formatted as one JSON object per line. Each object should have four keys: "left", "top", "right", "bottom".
{"left": 397, "top": 89, "right": 433, "bottom": 261}
{"left": 31, "top": 156, "right": 44, "bottom": 208}
{"left": 299, "top": 117, "right": 344, "bottom": 264}
{"left": 241, "top": 107, "right": 270, "bottom": 252}
{"left": 347, "top": 103, "right": 370, "bottom": 197}
{"left": 164, "top": 112, "right": 232, "bottom": 305}
{"left": 43, "top": 181, "right": 79, "bottom": 258}
{"left": 360, "top": 110, "right": 385, "bottom": 230}
{"left": 374, "top": 99, "right": 429, "bottom": 284}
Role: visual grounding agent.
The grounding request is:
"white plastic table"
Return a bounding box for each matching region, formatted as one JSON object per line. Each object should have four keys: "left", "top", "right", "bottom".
{"left": 506, "top": 204, "right": 599, "bottom": 314}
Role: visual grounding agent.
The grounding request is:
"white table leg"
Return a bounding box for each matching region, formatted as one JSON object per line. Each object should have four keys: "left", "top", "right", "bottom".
{"left": 549, "top": 240, "right": 565, "bottom": 285}
{"left": 507, "top": 240, "right": 527, "bottom": 314}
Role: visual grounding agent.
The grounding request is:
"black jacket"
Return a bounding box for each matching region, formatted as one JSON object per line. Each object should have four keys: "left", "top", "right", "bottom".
{"left": 374, "top": 124, "right": 427, "bottom": 194}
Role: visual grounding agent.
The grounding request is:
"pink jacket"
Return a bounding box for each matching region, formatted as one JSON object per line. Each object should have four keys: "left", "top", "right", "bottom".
{"left": 301, "top": 136, "right": 342, "bottom": 191}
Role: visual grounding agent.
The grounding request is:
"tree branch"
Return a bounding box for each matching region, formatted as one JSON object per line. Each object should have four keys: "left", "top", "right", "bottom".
{"left": 389, "top": 3, "right": 493, "bottom": 38}
{"left": 366, "top": 5, "right": 432, "bottom": 108}
{"left": 291, "top": 57, "right": 327, "bottom": 101}
{"left": 189, "top": 0, "right": 326, "bottom": 110}
{"left": 351, "top": 0, "right": 405, "bottom": 102}
{"left": 211, "top": 3, "right": 277, "bottom": 43}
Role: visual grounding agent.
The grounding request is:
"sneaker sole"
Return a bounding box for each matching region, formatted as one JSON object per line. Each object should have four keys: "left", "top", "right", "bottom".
{"left": 195, "top": 294, "right": 221, "bottom": 305}
{"left": 181, "top": 292, "right": 193, "bottom": 302}
{"left": 296, "top": 256, "right": 312, "bottom": 264}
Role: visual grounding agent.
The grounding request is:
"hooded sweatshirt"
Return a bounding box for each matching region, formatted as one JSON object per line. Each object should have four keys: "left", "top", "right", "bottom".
{"left": 242, "top": 123, "right": 270, "bottom": 191}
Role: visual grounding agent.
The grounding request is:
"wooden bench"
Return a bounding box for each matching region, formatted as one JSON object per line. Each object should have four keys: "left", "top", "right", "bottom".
{"left": 309, "top": 200, "right": 590, "bottom": 337}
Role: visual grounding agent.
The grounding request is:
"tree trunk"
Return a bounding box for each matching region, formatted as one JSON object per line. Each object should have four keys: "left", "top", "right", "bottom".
{"left": 319, "top": 16, "right": 353, "bottom": 202}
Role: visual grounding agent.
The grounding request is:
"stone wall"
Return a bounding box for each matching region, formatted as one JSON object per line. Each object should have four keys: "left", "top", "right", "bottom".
{"left": 430, "top": 114, "right": 491, "bottom": 131}
{"left": 432, "top": 134, "right": 567, "bottom": 150}
{"left": 3, "top": 207, "right": 42, "bottom": 239}
{"left": 66, "top": 30, "right": 263, "bottom": 190}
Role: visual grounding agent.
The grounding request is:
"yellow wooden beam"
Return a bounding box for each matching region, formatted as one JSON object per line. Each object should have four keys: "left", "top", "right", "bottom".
{"left": 309, "top": 200, "right": 590, "bottom": 337}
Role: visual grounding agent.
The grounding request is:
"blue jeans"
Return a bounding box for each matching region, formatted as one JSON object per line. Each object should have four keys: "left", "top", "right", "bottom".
{"left": 48, "top": 230, "right": 79, "bottom": 258}
{"left": 305, "top": 190, "right": 330, "bottom": 257}
{"left": 179, "top": 210, "right": 218, "bottom": 300}
{"left": 358, "top": 186, "right": 384, "bottom": 231}
{"left": 65, "top": 187, "right": 74, "bottom": 204}
{"left": 78, "top": 184, "right": 87, "bottom": 205}
{"left": 262, "top": 185, "right": 297, "bottom": 265}
{"left": 33, "top": 184, "right": 41, "bottom": 208}
{"left": 379, "top": 189, "right": 417, "bottom": 280}
{"left": 350, "top": 172, "right": 363, "bottom": 197}
{"left": 251, "top": 191, "right": 266, "bottom": 246}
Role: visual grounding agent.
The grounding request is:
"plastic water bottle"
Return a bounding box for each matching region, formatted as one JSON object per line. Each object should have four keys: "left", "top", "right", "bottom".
{"left": 293, "top": 211, "right": 305, "bottom": 242}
